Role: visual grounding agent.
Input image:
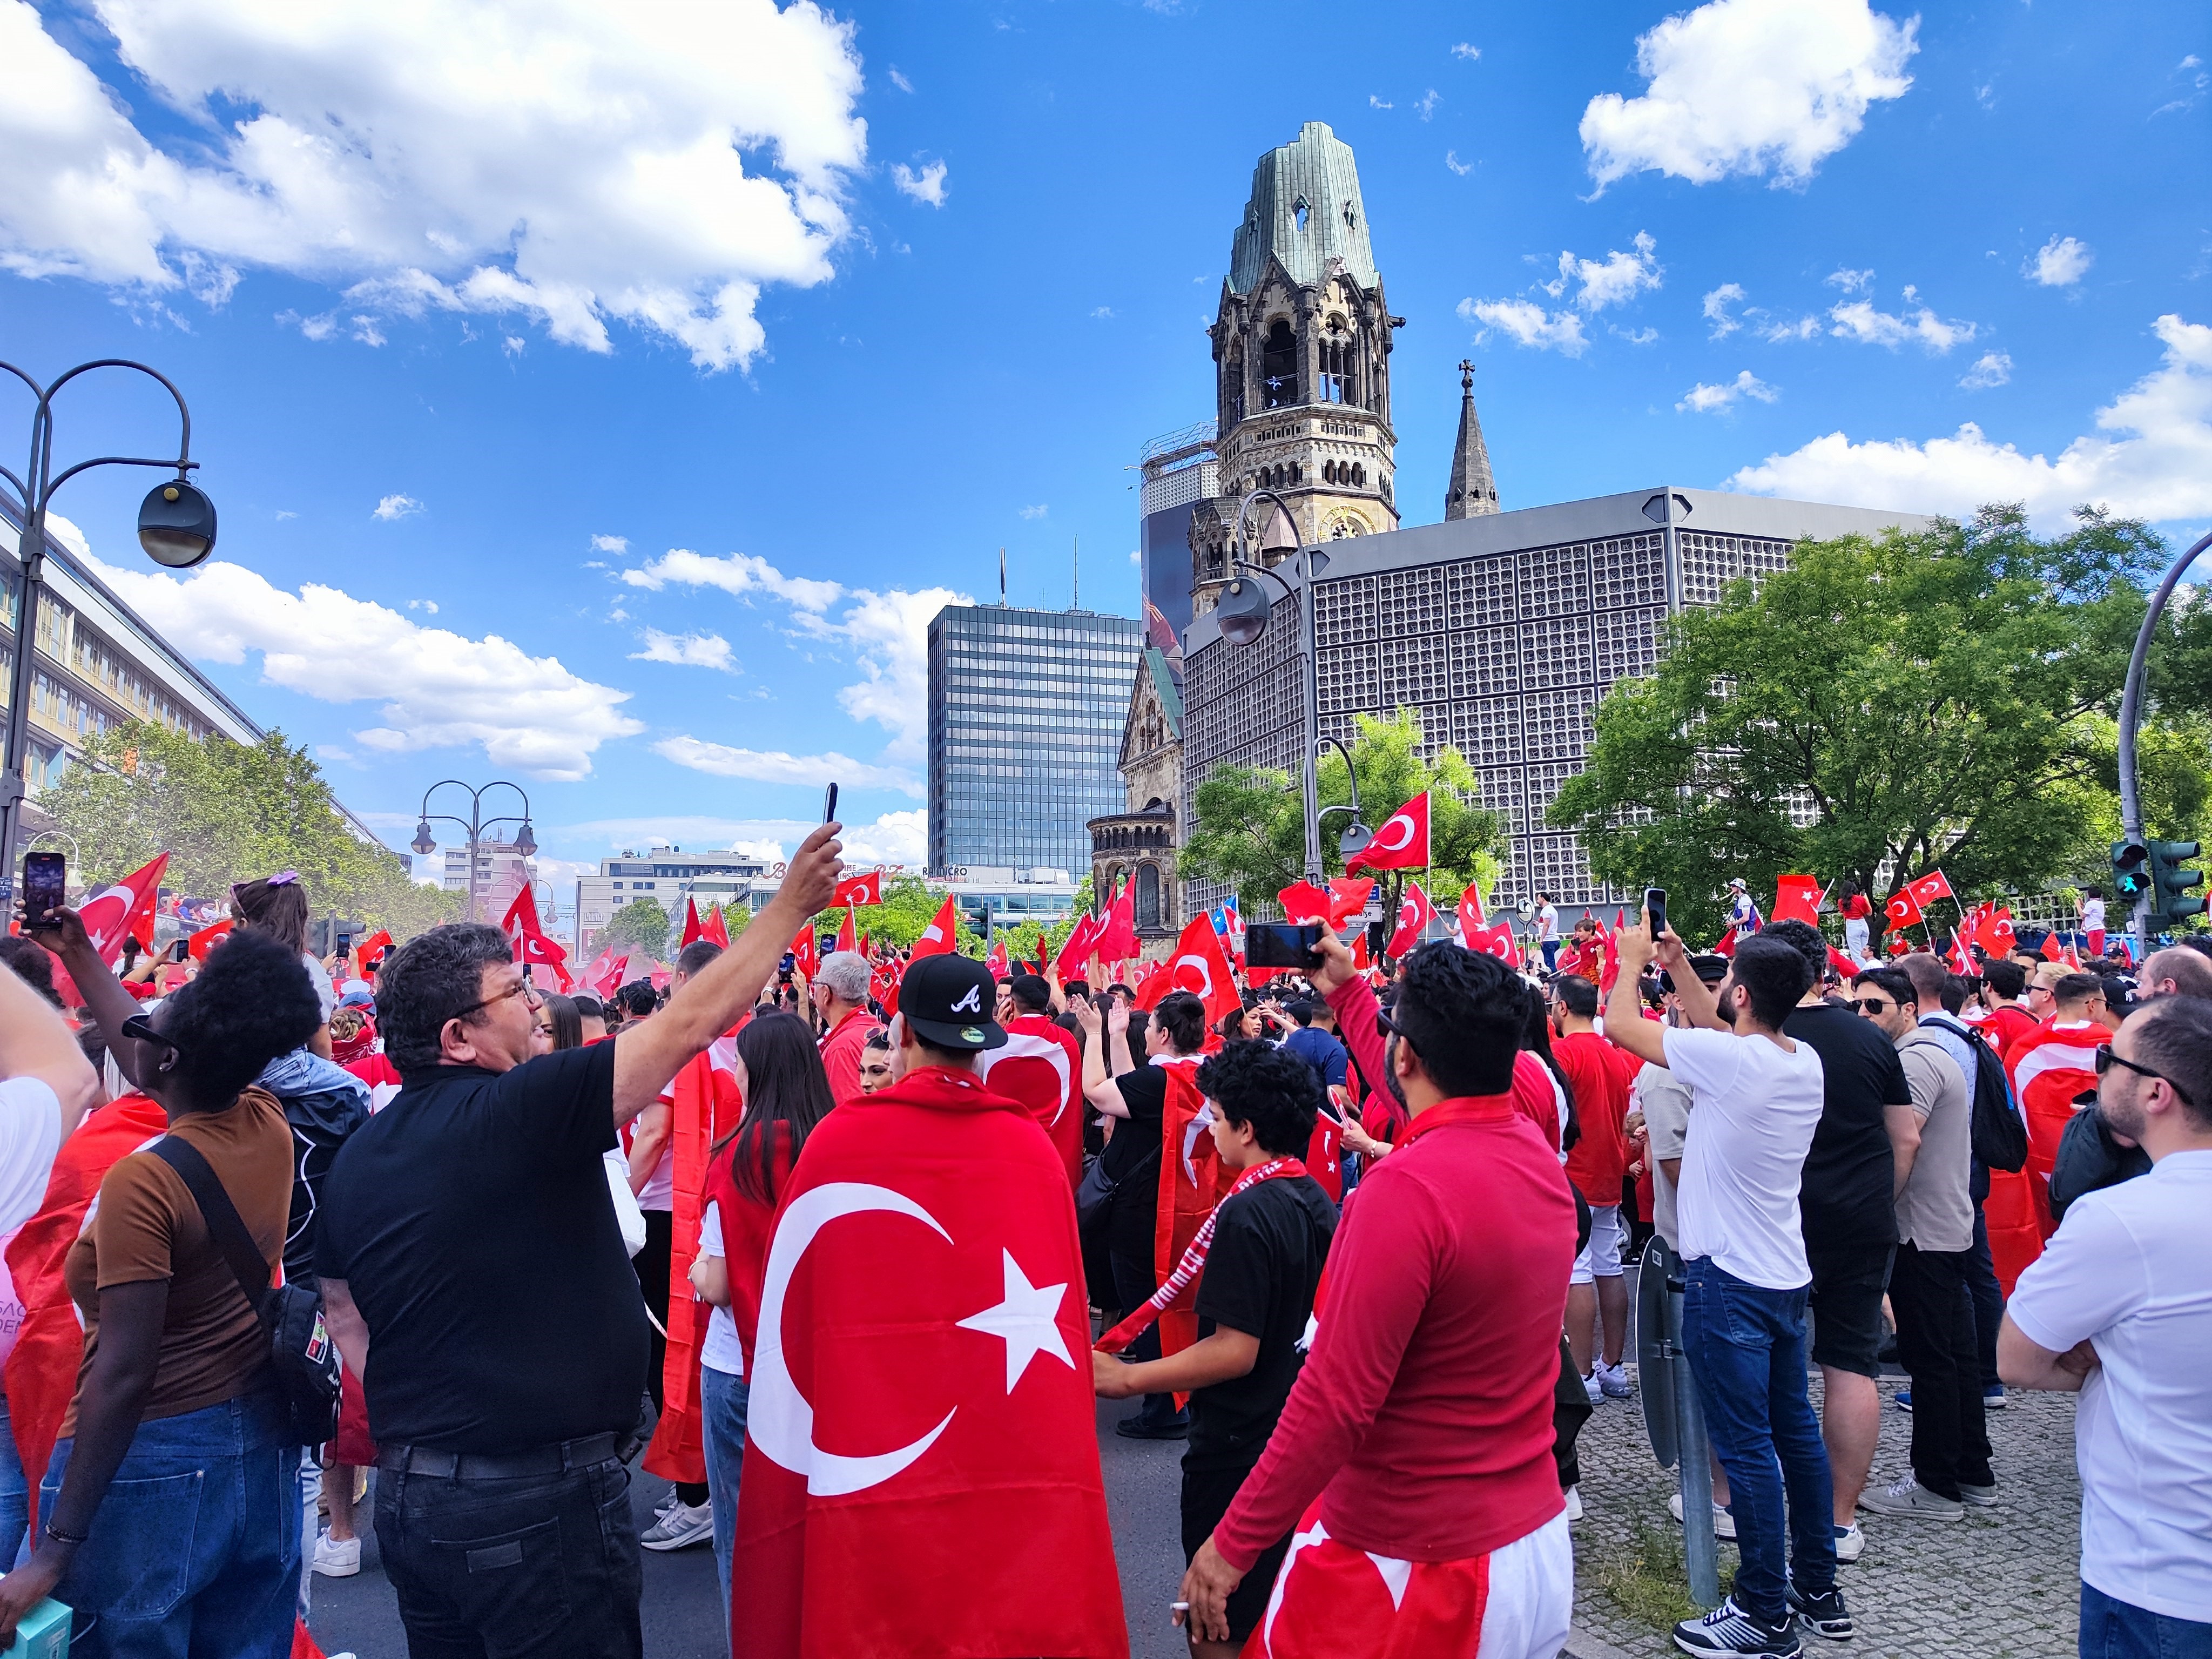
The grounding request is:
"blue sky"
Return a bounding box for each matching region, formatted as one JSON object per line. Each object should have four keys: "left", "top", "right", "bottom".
{"left": 4, "top": 0, "right": 2208, "bottom": 917}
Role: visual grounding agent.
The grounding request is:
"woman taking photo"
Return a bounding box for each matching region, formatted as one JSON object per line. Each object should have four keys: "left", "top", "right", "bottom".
{"left": 688, "top": 1012, "right": 834, "bottom": 1609}
{"left": 0, "top": 919, "right": 318, "bottom": 1657}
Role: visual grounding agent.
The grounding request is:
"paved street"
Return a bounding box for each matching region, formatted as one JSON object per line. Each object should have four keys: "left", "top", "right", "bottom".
{"left": 313, "top": 1355, "right": 2086, "bottom": 1659}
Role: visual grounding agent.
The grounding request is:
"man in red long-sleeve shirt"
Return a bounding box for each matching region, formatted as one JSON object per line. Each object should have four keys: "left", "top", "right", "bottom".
{"left": 1178, "top": 933, "right": 1578, "bottom": 1659}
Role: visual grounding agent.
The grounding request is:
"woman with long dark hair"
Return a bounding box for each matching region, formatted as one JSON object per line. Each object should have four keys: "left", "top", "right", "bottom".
{"left": 685, "top": 1013, "right": 834, "bottom": 1606}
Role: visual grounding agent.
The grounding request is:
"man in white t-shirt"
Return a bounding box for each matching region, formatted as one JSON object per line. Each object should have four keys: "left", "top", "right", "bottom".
{"left": 1607, "top": 916, "right": 1847, "bottom": 1656}
{"left": 2002, "top": 995, "right": 2212, "bottom": 1652}
{"left": 1534, "top": 893, "right": 1562, "bottom": 972}
{"left": 0, "top": 946, "right": 97, "bottom": 1224}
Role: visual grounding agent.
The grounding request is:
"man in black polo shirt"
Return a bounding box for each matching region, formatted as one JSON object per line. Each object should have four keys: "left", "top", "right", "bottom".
{"left": 316, "top": 826, "right": 842, "bottom": 1658}
{"left": 1764, "top": 918, "right": 1913, "bottom": 1562}
{"left": 1094, "top": 1040, "right": 1334, "bottom": 1656}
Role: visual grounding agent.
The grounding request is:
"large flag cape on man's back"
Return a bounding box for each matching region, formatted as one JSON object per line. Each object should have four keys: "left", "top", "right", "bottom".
{"left": 731, "top": 1064, "right": 1126, "bottom": 1659}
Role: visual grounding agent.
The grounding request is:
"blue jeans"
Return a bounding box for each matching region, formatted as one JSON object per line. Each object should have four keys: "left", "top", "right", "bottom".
{"left": 1541, "top": 940, "right": 1560, "bottom": 971}
{"left": 1681, "top": 1258, "right": 1836, "bottom": 1623}
{"left": 42, "top": 1387, "right": 301, "bottom": 1659}
{"left": 701, "top": 1364, "right": 749, "bottom": 1628}
{"left": 2081, "top": 1583, "right": 2212, "bottom": 1657}
{"left": 0, "top": 1387, "right": 29, "bottom": 1572}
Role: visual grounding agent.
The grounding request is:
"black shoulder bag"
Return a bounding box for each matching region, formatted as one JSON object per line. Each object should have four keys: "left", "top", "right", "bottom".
{"left": 149, "top": 1137, "right": 342, "bottom": 1451}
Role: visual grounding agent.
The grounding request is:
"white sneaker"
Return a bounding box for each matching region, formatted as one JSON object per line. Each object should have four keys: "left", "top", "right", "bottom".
{"left": 1583, "top": 1369, "right": 1604, "bottom": 1405}
{"left": 1566, "top": 1486, "right": 1583, "bottom": 1521}
{"left": 1833, "top": 1521, "right": 1864, "bottom": 1563}
{"left": 1598, "top": 1360, "right": 1633, "bottom": 1399}
{"left": 1667, "top": 1491, "right": 1737, "bottom": 1540}
{"left": 640, "top": 1498, "right": 714, "bottom": 1551}
{"left": 1860, "top": 1474, "right": 1964, "bottom": 1520}
{"left": 312, "top": 1532, "right": 361, "bottom": 1577}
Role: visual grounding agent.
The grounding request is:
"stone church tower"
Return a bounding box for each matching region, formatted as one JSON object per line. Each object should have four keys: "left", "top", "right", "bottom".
{"left": 1444, "top": 358, "right": 1500, "bottom": 518}
{"left": 1188, "top": 122, "right": 1400, "bottom": 617}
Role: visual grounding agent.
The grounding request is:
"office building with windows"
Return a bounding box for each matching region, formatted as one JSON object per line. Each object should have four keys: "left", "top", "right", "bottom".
{"left": 574, "top": 844, "right": 777, "bottom": 959}
{"left": 927, "top": 603, "right": 1145, "bottom": 878}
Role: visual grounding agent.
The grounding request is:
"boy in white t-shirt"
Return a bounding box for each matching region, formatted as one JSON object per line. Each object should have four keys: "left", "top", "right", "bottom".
{"left": 2002, "top": 995, "right": 2212, "bottom": 1653}
{"left": 1607, "top": 917, "right": 1844, "bottom": 1657}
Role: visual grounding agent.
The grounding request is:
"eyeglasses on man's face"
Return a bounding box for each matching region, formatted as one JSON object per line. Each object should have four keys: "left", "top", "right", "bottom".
{"left": 446, "top": 974, "right": 538, "bottom": 1028}
{"left": 2095, "top": 1045, "right": 2194, "bottom": 1105}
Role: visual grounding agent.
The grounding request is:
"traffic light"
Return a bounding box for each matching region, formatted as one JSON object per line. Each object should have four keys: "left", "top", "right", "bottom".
{"left": 2150, "top": 840, "right": 2207, "bottom": 927}
{"left": 2112, "top": 841, "right": 2151, "bottom": 903}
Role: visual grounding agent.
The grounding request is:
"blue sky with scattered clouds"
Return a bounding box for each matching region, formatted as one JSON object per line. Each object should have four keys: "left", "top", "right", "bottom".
{"left": 4, "top": 0, "right": 2208, "bottom": 913}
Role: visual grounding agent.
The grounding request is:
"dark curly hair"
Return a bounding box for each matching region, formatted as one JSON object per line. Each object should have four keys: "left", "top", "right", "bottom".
{"left": 157, "top": 927, "right": 322, "bottom": 1111}
{"left": 1195, "top": 1039, "right": 1319, "bottom": 1157}
{"left": 1391, "top": 942, "right": 1524, "bottom": 1097}
{"left": 375, "top": 923, "right": 512, "bottom": 1073}
{"left": 0, "top": 938, "right": 63, "bottom": 1009}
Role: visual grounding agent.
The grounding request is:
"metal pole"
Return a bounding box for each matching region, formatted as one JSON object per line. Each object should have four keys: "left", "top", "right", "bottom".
{"left": 468, "top": 795, "right": 482, "bottom": 925}
{"left": 1299, "top": 545, "right": 1323, "bottom": 886}
{"left": 1670, "top": 1271, "right": 1721, "bottom": 1607}
{"left": 2118, "top": 529, "right": 2212, "bottom": 960}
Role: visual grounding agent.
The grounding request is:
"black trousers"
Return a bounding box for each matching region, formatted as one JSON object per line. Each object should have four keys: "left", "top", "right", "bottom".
{"left": 1552, "top": 1335, "right": 1594, "bottom": 1492}
{"left": 376, "top": 1458, "right": 643, "bottom": 1659}
{"left": 1183, "top": 1454, "right": 1286, "bottom": 1644}
{"left": 1109, "top": 1249, "right": 1185, "bottom": 1427}
{"left": 1887, "top": 1242, "right": 1994, "bottom": 1499}
{"left": 633, "top": 1209, "right": 673, "bottom": 1411}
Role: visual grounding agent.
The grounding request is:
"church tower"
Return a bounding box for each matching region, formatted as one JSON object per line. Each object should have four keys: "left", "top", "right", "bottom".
{"left": 1443, "top": 359, "right": 1500, "bottom": 519}
{"left": 1189, "top": 122, "right": 1400, "bottom": 616}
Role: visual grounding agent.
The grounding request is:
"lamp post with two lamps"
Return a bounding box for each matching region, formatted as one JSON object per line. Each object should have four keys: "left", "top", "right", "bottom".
{"left": 0, "top": 359, "right": 219, "bottom": 901}
{"left": 410, "top": 780, "right": 537, "bottom": 925}
{"left": 1208, "top": 488, "right": 1371, "bottom": 886}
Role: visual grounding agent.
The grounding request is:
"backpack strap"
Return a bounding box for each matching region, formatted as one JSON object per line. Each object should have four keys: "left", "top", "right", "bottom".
{"left": 147, "top": 1137, "right": 276, "bottom": 1338}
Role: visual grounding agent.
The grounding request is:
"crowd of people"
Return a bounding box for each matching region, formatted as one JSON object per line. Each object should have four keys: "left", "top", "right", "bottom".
{"left": 0, "top": 840, "right": 2206, "bottom": 1659}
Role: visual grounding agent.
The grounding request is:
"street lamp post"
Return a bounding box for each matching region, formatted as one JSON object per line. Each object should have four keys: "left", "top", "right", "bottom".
{"left": 410, "top": 780, "right": 537, "bottom": 924}
{"left": 1211, "top": 489, "right": 1370, "bottom": 886}
{"left": 0, "top": 359, "right": 218, "bottom": 902}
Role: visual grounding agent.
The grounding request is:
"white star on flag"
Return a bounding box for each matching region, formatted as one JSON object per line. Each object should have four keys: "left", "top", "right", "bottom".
{"left": 957, "top": 1249, "right": 1074, "bottom": 1393}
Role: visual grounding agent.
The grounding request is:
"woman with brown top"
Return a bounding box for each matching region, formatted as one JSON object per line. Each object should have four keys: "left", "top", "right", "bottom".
{"left": 0, "top": 919, "right": 319, "bottom": 1657}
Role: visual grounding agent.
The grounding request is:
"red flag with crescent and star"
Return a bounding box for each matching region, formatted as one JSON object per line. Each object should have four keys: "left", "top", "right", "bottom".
{"left": 1133, "top": 914, "right": 1241, "bottom": 1026}
{"left": 911, "top": 893, "right": 959, "bottom": 959}
{"left": 1387, "top": 881, "right": 1435, "bottom": 957}
{"left": 1345, "top": 791, "right": 1430, "bottom": 874}
{"left": 1772, "top": 874, "right": 1824, "bottom": 928}
{"left": 701, "top": 903, "right": 731, "bottom": 948}
{"left": 832, "top": 905, "right": 857, "bottom": 955}
{"left": 1152, "top": 1055, "right": 1219, "bottom": 1363}
{"left": 977, "top": 1014, "right": 1084, "bottom": 1189}
{"left": 731, "top": 1065, "right": 1125, "bottom": 1659}
{"left": 790, "top": 923, "right": 819, "bottom": 981}
{"left": 680, "top": 897, "right": 704, "bottom": 950}
{"left": 832, "top": 871, "right": 881, "bottom": 910}
{"left": 984, "top": 937, "right": 1010, "bottom": 979}
{"left": 1884, "top": 888, "right": 1925, "bottom": 930}
{"left": 500, "top": 885, "right": 573, "bottom": 990}
{"left": 1909, "top": 870, "right": 1954, "bottom": 908}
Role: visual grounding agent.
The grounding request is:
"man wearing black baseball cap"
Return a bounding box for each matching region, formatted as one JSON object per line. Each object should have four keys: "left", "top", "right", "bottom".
{"left": 893, "top": 953, "right": 1011, "bottom": 1064}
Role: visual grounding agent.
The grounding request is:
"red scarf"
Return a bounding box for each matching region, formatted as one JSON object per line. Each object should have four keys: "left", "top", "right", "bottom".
{"left": 1095, "top": 1153, "right": 1306, "bottom": 1352}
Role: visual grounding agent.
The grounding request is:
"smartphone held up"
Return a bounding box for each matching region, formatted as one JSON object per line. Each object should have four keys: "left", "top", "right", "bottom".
{"left": 21, "top": 852, "right": 65, "bottom": 929}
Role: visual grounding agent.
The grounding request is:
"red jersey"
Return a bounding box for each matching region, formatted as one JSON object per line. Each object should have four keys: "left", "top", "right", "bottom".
{"left": 1554, "top": 1031, "right": 1629, "bottom": 1206}
{"left": 817, "top": 1007, "right": 879, "bottom": 1108}
{"left": 1983, "top": 1003, "right": 2039, "bottom": 1058}
{"left": 1507, "top": 1050, "right": 1563, "bottom": 1154}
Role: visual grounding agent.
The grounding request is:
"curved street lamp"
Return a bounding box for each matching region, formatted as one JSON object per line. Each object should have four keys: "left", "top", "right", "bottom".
{"left": 412, "top": 779, "right": 537, "bottom": 923}
{"left": 0, "top": 359, "right": 215, "bottom": 899}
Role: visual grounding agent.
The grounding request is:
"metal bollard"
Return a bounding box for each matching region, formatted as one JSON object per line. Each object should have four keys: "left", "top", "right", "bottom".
{"left": 1636, "top": 1236, "right": 1721, "bottom": 1609}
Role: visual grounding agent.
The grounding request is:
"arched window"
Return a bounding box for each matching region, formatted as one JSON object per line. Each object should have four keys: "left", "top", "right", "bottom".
{"left": 1323, "top": 460, "right": 1336, "bottom": 484}
{"left": 1320, "top": 323, "right": 1351, "bottom": 403}
{"left": 1136, "top": 862, "right": 1162, "bottom": 931}
{"left": 1225, "top": 346, "right": 1246, "bottom": 426}
{"left": 1352, "top": 462, "right": 1365, "bottom": 487}
{"left": 1261, "top": 319, "right": 1299, "bottom": 408}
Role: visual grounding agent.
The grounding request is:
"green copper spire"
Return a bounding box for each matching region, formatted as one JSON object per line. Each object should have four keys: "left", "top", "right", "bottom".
{"left": 1229, "top": 122, "right": 1379, "bottom": 296}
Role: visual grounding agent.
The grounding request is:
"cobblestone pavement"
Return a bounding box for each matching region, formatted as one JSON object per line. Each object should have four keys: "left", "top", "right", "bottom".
{"left": 1569, "top": 1366, "right": 2083, "bottom": 1659}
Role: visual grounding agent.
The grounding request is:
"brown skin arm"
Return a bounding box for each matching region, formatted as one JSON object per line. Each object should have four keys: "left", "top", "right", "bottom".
{"left": 1091, "top": 1325, "right": 1260, "bottom": 1398}
{"left": 0, "top": 1280, "right": 170, "bottom": 1645}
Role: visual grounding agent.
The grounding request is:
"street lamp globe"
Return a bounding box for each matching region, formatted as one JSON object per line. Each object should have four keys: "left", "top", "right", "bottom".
{"left": 1338, "top": 822, "right": 1373, "bottom": 861}
{"left": 136, "top": 478, "right": 217, "bottom": 569}
{"left": 1215, "top": 577, "right": 1271, "bottom": 648}
{"left": 515, "top": 820, "right": 538, "bottom": 858}
{"left": 410, "top": 820, "right": 436, "bottom": 857}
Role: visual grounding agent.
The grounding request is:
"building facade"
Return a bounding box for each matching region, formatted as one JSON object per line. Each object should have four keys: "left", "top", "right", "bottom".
{"left": 926, "top": 603, "right": 1144, "bottom": 878}
{"left": 1087, "top": 645, "right": 1183, "bottom": 941}
{"left": 442, "top": 837, "right": 538, "bottom": 926}
{"left": 575, "top": 844, "right": 775, "bottom": 960}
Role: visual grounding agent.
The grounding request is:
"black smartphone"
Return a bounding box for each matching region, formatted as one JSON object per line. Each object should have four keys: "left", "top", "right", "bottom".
{"left": 1246, "top": 921, "right": 1324, "bottom": 969}
{"left": 21, "top": 852, "right": 65, "bottom": 929}
{"left": 822, "top": 783, "right": 839, "bottom": 824}
{"left": 1644, "top": 886, "right": 1669, "bottom": 941}
{"left": 170, "top": 939, "right": 190, "bottom": 963}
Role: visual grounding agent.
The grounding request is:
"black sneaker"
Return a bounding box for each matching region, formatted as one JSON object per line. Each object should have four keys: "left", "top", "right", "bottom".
{"left": 1787, "top": 1582, "right": 1855, "bottom": 1642}
{"left": 1673, "top": 1596, "right": 1803, "bottom": 1656}
{"left": 1114, "top": 1414, "right": 1188, "bottom": 1440}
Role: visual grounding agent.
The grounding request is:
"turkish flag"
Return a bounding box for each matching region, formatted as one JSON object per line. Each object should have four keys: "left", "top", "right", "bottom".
{"left": 1885, "top": 888, "right": 1924, "bottom": 929}
{"left": 1909, "top": 871, "right": 1954, "bottom": 908}
{"left": 1154, "top": 1056, "right": 1219, "bottom": 1361}
{"left": 1828, "top": 944, "right": 1864, "bottom": 982}
{"left": 1387, "top": 881, "right": 1435, "bottom": 957}
{"left": 833, "top": 872, "right": 881, "bottom": 909}
{"left": 2040, "top": 932, "right": 2068, "bottom": 963}
{"left": 911, "top": 894, "right": 959, "bottom": 959}
{"left": 186, "top": 915, "right": 235, "bottom": 961}
{"left": 730, "top": 1065, "right": 1125, "bottom": 1659}
{"left": 2006, "top": 1023, "right": 2106, "bottom": 1193}
{"left": 1094, "top": 878, "right": 1138, "bottom": 966}
{"left": 1454, "top": 885, "right": 1489, "bottom": 947}
{"left": 833, "top": 905, "right": 857, "bottom": 956}
{"left": 1946, "top": 931, "right": 1977, "bottom": 976}
{"left": 680, "top": 898, "right": 704, "bottom": 949}
{"left": 1346, "top": 792, "right": 1430, "bottom": 873}
{"left": 1305, "top": 1110, "right": 1343, "bottom": 1204}
{"left": 584, "top": 945, "right": 628, "bottom": 997}
{"left": 1277, "top": 881, "right": 1333, "bottom": 925}
{"left": 1712, "top": 928, "right": 1738, "bottom": 959}
{"left": 1127, "top": 960, "right": 1166, "bottom": 1007}
{"left": 984, "top": 938, "right": 1010, "bottom": 978}
{"left": 72, "top": 852, "right": 168, "bottom": 965}
{"left": 702, "top": 904, "right": 731, "bottom": 948}
{"left": 978, "top": 1014, "right": 1084, "bottom": 1189}
{"left": 501, "top": 886, "right": 573, "bottom": 990}
{"left": 1145, "top": 914, "right": 1242, "bottom": 1026}
{"left": 1466, "top": 920, "right": 1518, "bottom": 962}
{"left": 1975, "top": 906, "right": 2018, "bottom": 957}
{"left": 1772, "top": 875, "right": 1823, "bottom": 927}
{"left": 790, "top": 923, "right": 819, "bottom": 980}
{"left": 353, "top": 928, "right": 392, "bottom": 970}
{"left": 1324, "top": 877, "right": 1375, "bottom": 928}
{"left": 1053, "top": 913, "right": 1102, "bottom": 982}
{"left": 870, "top": 959, "right": 903, "bottom": 1020}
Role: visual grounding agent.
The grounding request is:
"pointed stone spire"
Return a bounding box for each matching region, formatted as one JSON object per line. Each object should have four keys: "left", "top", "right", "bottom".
{"left": 1444, "top": 359, "right": 1499, "bottom": 520}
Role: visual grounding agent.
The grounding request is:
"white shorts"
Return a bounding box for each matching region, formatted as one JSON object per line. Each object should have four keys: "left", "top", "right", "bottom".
{"left": 1570, "top": 1203, "right": 1625, "bottom": 1285}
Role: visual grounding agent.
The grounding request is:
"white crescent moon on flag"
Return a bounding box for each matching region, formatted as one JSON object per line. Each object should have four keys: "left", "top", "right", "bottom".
{"left": 979, "top": 1033, "right": 1074, "bottom": 1127}
{"left": 1372, "top": 811, "right": 1416, "bottom": 853}
{"left": 1174, "top": 955, "right": 1213, "bottom": 997}
{"left": 748, "top": 1181, "right": 957, "bottom": 1496}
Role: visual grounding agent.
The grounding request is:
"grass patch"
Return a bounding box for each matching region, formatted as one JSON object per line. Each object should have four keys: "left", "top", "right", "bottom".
{"left": 1590, "top": 1517, "right": 1735, "bottom": 1631}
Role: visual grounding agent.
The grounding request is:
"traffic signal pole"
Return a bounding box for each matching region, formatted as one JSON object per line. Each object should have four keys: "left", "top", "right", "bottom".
{"left": 2117, "top": 530, "right": 2212, "bottom": 961}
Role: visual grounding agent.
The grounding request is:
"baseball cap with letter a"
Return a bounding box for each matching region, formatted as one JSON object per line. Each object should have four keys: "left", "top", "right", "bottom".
{"left": 897, "top": 954, "right": 1009, "bottom": 1052}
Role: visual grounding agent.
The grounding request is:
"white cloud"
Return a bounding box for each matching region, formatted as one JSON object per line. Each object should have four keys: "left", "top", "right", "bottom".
{"left": 1458, "top": 296, "right": 1587, "bottom": 356}
{"left": 1826, "top": 267, "right": 1874, "bottom": 294}
{"left": 1451, "top": 43, "right": 1481, "bottom": 61}
{"left": 1580, "top": 0, "right": 1917, "bottom": 190}
{"left": 1960, "top": 350, "right": 2012, "bottom": 389}
{"left": 60, "top": 534, "right": 641, "bottom": 779}
{"left": 1445, "top": 151, "right": 1473, "bottom": 176}
{"left": 1415, "top": 90, "right": 1440, "bottom": 120}
{"left": 1545, "top": 231, "right": 1661, "bottom": 311}
{"left": 591, "top": 533, "right": 629, "bottom": 554}
{"left": 630, "top": 628, "right": 738, "bottom": 672}
{"left": 652, "top": 735, "right": 918, "bottom": 794}
{"left": 1759, "top": 314, "right": 1823, "bottom": 342}
{"left": 407, "top": 597, "right": 439, "bottom": 613}
{"left": 1090, "top": 306, "right": 1114, "bottom": 319}
{"left": 840, "top": 808, "right": 927, "bottom": 866}
{"left": 888, "top": 68, "right": 914, "bottom": 93}
{"left": 622, "top": 548, "right": 842, "bottom": 611}
{"left": 0, "top": 0, "right": 866, "bottom": 371}
{"left": 1729, "top": 313, "right": 2212, "bottom": 530}
{"left": 1676, "top": 369, "right": 1779, "bottom": 413}
{"left": 1018, "top": 503, "right": 1049, "bottom": 520}
{"left": 1703, "top": 283, "right": 1745, "bottom": 338}
{"left": 1368, "top": 95, "right": 1393, "bottom": 110}
{"left": 2026, "top": 235, "right": 2093, "bottom": 287}
{"left": 892, "top": 159, "right": 948, "bottom": 207}
{"left": 1128, "top": 548, "right": 1141, "bottom": 565}
{"left": 501, "top": 334, "right": 524, "bottom": 356}
{"left": 372, "top": 494, "right": 422, "bottom": 521}
{"left": 1827, "top": 293, "right": 1977, "bottom": 353}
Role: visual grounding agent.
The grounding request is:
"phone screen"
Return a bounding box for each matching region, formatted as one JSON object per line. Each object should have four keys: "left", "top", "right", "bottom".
{"left": 823, "top": 783, "right": 839, "bottom": 824}
{"left": 1644, "top": 886, "right": 1669, "bottom": 941}
{"left": 22, "top": 852, "right": 65, "bottom": 928}
{"left": 1246, "top": 921, "right": 1324, "bottom": 969}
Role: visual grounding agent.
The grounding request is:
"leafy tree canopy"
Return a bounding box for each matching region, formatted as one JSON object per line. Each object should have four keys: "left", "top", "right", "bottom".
{"left": 601, "top": 896, "right": 671, "bottom": 962}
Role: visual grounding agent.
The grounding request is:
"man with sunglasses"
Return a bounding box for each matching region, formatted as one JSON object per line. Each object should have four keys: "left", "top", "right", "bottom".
{"left": 1850, "top": 969, "right": 1991, "bottom": 1520}
{"left": 2002, "top": 995, "right": 2212, "bottom": 1655}
{"left": 314, "top": 824, "right": 845, "bottom": 1659}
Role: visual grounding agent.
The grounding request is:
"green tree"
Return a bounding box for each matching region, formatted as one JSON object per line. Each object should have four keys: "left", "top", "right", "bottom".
{"left": 1181, "top": 709, "right": 1505, "bottom": 925}
{"left": 1549, "top": 506, "right": 2186, "bottom": 945}
{"left": 716, "top": 900, "right": 750, "bottom": 940}
{"left": 38, "top": 718, "right": 461, "bottom": 939}
{"left": 601, "top": 897, "right": 671, "bottom": 961}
